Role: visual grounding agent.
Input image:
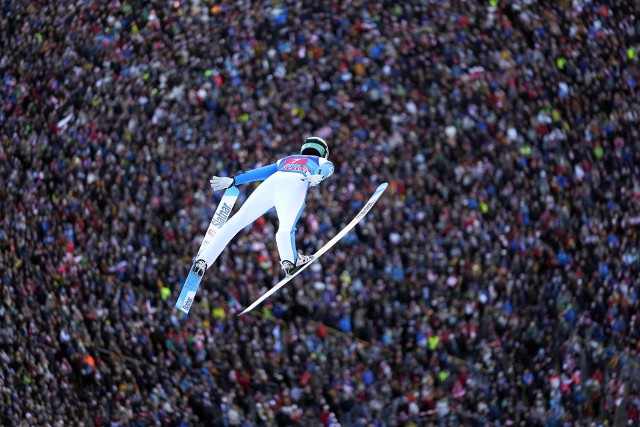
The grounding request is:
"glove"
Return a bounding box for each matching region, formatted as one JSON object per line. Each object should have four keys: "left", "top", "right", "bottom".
{"left": 301, "top": 173, "right": 323, "bottom": 187}
{"left": 210, "top": 176, "right": 234, "bottom": 191}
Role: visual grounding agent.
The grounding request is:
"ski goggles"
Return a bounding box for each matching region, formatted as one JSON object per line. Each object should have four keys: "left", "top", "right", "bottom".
{"left": 300, "top": 141, "right": 329, "bottom": 158}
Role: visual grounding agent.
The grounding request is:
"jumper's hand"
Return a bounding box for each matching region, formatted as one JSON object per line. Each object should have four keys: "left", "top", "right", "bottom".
{"left": 210, "top": 176, "right": 234, "bottom": 191}
{"left": 301, "top": 173, "right": 323, "bottom": 187}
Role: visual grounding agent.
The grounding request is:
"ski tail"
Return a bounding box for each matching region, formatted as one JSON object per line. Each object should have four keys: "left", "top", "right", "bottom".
{"left": 239, "top": 182, "right": 388, "bottom": 316}
{"left": 175, "top": 186, "right": 239, "bottom": 314}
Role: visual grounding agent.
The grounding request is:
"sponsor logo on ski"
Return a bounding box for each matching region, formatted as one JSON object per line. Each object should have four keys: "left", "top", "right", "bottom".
{"left": 182, "top": 291, "right": 196, "bottom": 312}
{"left": 356, "top": 202, "right": 375, "bottom": 219}
{"left": 211, "top": 203, "right": 233, "bottom": 227}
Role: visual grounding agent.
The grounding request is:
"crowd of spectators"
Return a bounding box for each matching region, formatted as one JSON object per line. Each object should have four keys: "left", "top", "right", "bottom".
{"left": 2, "top": 0, "right": 640, "bottom": 425}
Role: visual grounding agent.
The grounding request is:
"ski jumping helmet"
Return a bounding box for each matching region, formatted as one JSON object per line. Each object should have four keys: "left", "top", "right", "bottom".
{"left": 300, "top": 136, "right": 329, "bottom": 158}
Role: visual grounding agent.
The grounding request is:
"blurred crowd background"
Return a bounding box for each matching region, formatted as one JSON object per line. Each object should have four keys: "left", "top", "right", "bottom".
{"left": 2, "top": 0, "right": 640, "bottom": 426}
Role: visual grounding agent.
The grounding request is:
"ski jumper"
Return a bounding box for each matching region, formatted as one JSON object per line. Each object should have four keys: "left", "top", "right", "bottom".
{"left": 198, "top": 155, "right": 334, "bottom": 268}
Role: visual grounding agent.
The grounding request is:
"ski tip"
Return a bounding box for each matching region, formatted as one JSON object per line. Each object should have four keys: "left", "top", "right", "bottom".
{"left": 237, "top": 309, "right": 248, "bottom": 317}
{"left": 376, "top": 182, "right": 388, "bottom": 192}
{"left": 226, "top": 186, "right": 240, "bottom": 196}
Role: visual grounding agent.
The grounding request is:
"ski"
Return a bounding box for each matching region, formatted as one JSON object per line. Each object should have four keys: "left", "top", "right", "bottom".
{"left": 239, "top": 182, "right": 388, "bottom": 316}
{"left": 175, "top": 186, "right": 239, "bottom": 314}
